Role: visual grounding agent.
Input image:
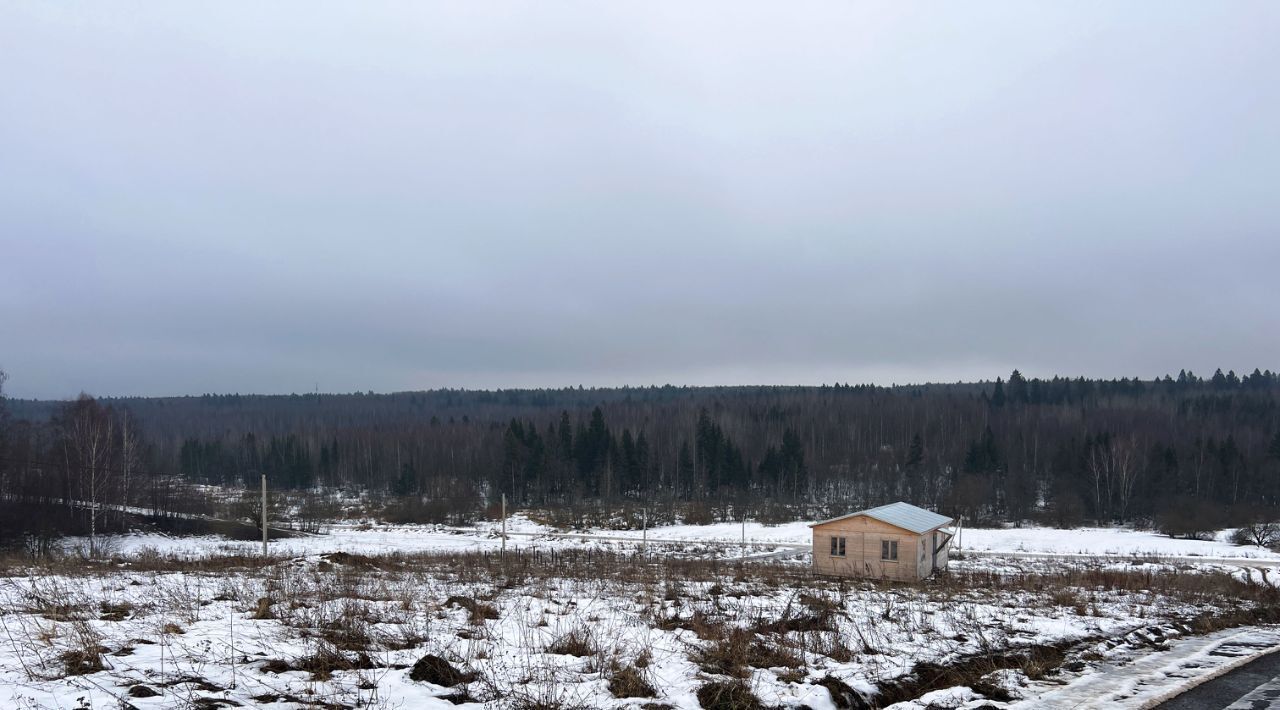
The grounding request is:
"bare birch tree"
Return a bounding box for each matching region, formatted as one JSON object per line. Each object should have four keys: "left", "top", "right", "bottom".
{"left": 60, "top": 395, "right": 115, "bottom": 557}
{"left": 1087, "top": 433, "right": 1140, "bottom": 524}
{"left": 117, "top": 410, "right": 139, "bottom": 525}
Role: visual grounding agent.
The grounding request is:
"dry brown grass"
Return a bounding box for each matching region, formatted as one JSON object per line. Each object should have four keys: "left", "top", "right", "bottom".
{"left": 59, "top": 647, "right": 106, "bottom": 676}
{"left": 4, "top": 543, "right": 1278, "bottom": 710}
{"left": 98, "top": 601, "right": 133, "bottom": 621}
{"left": 444, "top": 594, "right": 500, "bottom": 623}
{"left": 546, "top": 626, "right": 597, "bottom": 657}
{"left": 607, "top": 665, "right": 657, "bottom": 698}
{"left": 696, "top": 679, "right": 762, "bottom": 710}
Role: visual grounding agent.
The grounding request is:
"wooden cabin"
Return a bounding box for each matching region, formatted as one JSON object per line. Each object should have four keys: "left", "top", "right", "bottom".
{"left": 810, "top": 502, "right": 954, "bottom": 581}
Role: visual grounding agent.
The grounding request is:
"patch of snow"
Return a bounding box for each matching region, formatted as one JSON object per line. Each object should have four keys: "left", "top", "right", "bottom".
{"left": 956, "top": 526, "right": 1280, "bottom": 560}
{"left": 1010, "top": 626, "right": 1280, "bottom": 709}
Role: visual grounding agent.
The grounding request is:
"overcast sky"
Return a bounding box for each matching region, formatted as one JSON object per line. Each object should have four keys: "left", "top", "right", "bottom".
{"left": 2, "top": 2, "right": 1278, "bottom": 399}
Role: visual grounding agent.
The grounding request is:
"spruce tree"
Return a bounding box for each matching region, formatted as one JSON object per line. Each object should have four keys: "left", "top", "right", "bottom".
{"left": 906, "top": 433, "right": 924, "bottom": 469}
{"left": 1008, "top": 370, "right": 1029, "bottom": 404}
{"left": 558, "top": 411, "right": 573, "bottom": 461}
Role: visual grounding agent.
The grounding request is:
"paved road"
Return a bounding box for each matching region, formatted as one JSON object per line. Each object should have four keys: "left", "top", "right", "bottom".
{"left": 1156, "top": 649, "right": 1280, "bottom": 709}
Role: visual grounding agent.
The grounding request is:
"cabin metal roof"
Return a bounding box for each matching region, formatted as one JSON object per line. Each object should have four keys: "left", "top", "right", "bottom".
{"left": 809, "top": 502, "right": 953, "bottom": 534}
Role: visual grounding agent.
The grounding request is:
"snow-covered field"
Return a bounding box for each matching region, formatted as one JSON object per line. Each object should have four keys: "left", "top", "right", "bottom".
{"left": 81, "top": 515, "right": 1280, "bottom": 563}
{"left": 2, "top": 520, "right": 1277, "bottom": 709}
{"left": 956, "top": 526, "right": 1280, "bottom": 561}
{"left": 4, "top": 549, "right": 1274, "bottom": 710}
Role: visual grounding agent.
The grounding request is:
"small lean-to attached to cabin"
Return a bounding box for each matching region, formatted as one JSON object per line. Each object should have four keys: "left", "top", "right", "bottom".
{"left": 810, "top": 502, "right": 954, "bottom": 581}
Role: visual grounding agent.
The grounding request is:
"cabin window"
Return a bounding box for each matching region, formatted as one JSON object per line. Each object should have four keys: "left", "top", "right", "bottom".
{"left": 881, "top": 539, "right": 898, "bottom": 561}
{"left": 830, "top": 536, "right": 846, "bottom": 557}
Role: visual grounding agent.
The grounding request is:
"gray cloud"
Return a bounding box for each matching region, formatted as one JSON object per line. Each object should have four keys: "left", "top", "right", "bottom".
{"left": 2, "top": 2, "right": 1278, "bottom": 397}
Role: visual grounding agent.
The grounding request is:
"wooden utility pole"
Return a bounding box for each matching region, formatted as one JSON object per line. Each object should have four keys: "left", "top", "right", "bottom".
{"left": 642, "top": 508, "right": 648, "bottom": 551}
{"left": 261, "top": 473, "right": 268, "bottom": 556}
{"left": 501, "top": 493, "right": 507, "bottom": 554}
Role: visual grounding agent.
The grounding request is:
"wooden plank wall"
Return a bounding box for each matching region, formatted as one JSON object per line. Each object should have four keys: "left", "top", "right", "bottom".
{"left": 810, "top": 515, "right": 925, "bottom": 581}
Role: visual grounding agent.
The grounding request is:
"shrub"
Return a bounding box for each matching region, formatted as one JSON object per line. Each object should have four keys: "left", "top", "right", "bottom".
{"left": 1229, "top": 519, "right": 1280, "bottom": 549}
{"left": 547, "top": 626, "right": 596, "bottom": 657}
{"left": 382, "top": 497, "right": 478, "bottom": 526}
{"left": 98, "top": 601, "right": 133, "bottom": 621}
{"left": 681, "top": 502, "right": 715, "bottom": 526}
{"left": 444, "top": 595, "right": 499, "bottom": 623}
{"left": 294, "top": 646, "right": 374, "bottom": 681}
{"left": 1155, "top": 497, "right": 1225, "bottom": 540}
{"left": 696, "top": 680, "right": 762, "bottom": 710}
{"left": 816, "top": 676, "right": 870, "bottom": 709}
{"left": 127, "top": 685, "right": 160, "bottom": 698}
{"left": 607, "top": 665, "right": 656, "bottom": 698}
{"left": 695, "top": 628, "right": 753, "bottom": 677}
{"left": 60, "top": 648, "right": 106, "bottom": 676}
{"left": 409, "top": 654, "right": 472, "bottom": 686}
{"left": 252, "top": 596, "right": 275, "bottom": 620}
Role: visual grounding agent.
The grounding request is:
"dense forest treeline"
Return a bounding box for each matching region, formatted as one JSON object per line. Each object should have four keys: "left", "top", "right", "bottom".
{"left": 2, "top": 368, "right": 1280, "bottom": 541}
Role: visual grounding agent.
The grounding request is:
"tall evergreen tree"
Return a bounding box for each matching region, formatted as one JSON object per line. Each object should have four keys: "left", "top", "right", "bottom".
{"left": 1008, "top": 370, "right": 1029, "bottom": 404}
{"left": 905, "top": 433, "right": 924, "bottom": 469}
{"left": 991, "top": 378, "right": 1007, "bottom": 407}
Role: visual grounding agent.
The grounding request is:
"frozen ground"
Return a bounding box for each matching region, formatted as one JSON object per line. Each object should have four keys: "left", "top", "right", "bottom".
{"left": 499, "top": 517, "right": 1280, "bottom": 561}
{"left": 77, "top": 515, "right": 1280, "bottom": 564}
{"left": 881, "top": 626, "right": 1280, "bottom": 710}
{"left": 5, "top": 518, "right": 1274, "bottom": 709}
{"left": 955, "top": 526, "right": 1280, "bottom": 560}
{"left": 1009, "top": 626, "right": 1280, "bottom": 709}
{"left": 3, "top": 532, "right": 1279, "bottom": 710}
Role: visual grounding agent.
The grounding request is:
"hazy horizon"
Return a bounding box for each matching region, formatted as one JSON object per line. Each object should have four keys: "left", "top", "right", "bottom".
{"left": 4, "top": 2, "right": 1278, "bottom": 400}
{"left": 5, "top": 364, "right": 1271, "bottom": 402}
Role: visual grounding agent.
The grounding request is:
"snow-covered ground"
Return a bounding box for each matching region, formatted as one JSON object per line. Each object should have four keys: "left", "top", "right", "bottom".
{"left": 1010, "top": 626, "right": 1280, "bottom": 709}
{"left": 79, "top": 515, "right": 1280, "bottom": 564}
{"left": 7, "top": 518, "right": 1274, "bottom": 709}
{"left": 4, "top": 546, "right": 1272, "bottom": 710}
{"left": 497, "top": 516, "right": 1280, "bottom": 561}
{"left": 956, "top": 525, "right": 1280, "bottom": 560}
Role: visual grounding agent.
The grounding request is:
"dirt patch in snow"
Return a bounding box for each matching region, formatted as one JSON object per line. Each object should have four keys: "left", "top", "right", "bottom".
{"left": 876, "top": 641, "right": 1074, "bottom": 705}
{"left": 408, "top": 654, "right": 473, "bottom": 686}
